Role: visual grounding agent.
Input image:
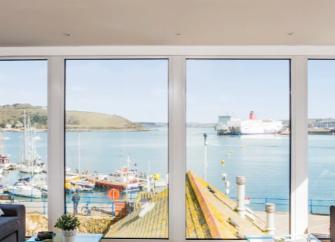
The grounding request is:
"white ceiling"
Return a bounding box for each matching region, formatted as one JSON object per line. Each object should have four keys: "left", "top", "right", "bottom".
{"left": 0, "top": 0, "right": 334, "bottom": 46}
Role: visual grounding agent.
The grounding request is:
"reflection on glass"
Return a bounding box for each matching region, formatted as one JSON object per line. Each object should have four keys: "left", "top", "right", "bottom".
{"left": 308, "top": 60, "right": 335, "bottom": 235}
{"left": 186, "top": 60, "right": 290, "bottom": 239}
{"left": 65, "top": 60, "right": 168, "bottom": 238}
{"left": 0, "top": 60, "right": 48, "bottom": 236}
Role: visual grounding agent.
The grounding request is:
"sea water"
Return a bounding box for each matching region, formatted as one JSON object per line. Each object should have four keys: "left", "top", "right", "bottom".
{"left": 1, "top": 127, "right": 335, "bottom": 214}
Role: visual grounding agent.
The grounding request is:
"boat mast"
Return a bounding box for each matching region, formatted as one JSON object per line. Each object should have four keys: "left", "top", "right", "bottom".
{"left": 23, "top": 112, "right": 35, "bottom": 181}
{"left": 78, "top": 133, "right": 81, "bottom": 175}
{"left": 23, "top": 111, "right": 27, "bottom": 163}
{"left": 126, "top": 155, "right": 130, "bottom": 200}
{"left": 0, "top": 132, "right": 4, "bottom": 155}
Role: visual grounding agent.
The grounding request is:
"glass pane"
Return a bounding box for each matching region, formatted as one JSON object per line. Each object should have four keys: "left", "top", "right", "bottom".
{"left": 0, "top": 60, "right": 48, "bottom": 236}
{"left": 308, "top": 60, "right": 335, "bottom": 235}
{"left": 186, "top": 60, "right": 290, "bottom": 239}
{"left": 65, "top": 60, "right": 168, "bottom": 238}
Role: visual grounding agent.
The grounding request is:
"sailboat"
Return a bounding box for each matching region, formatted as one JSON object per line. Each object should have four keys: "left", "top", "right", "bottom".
{"left": 69, "top": 133, "right": 95, "bottom": 192}
{"left": 9, "top": 112, "right": 44, "bottom": 198}
{"left": 18, "top": 112, "right": 45, "bottom": 174}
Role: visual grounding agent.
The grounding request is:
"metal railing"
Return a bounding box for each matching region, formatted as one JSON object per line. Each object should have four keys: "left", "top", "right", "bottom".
{"left": 230, "top": 196, "right": 334, "bottom": 215}
{"left": 6, "top": 195, "right": 335, "bottom": 216}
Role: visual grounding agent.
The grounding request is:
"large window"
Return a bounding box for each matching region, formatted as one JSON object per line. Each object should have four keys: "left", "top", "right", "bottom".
{"left": 0, "top": 54, "right": 330, "bottom": 240}
{"left": 308, "top": 60, "right": 335, "bottom": 235}
{"left": 65, "top": 59, "right": 168, "bottom": 238}
{"left": 0, "top": 60, "right": 48, "bottom": 236}
{"left": 186, "top": 60, "right": 290, "bottom": 239}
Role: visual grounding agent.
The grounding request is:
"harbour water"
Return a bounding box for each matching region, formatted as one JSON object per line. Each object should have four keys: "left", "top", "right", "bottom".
{"left": 1, "top": 127, "right": 335, "bottom": 214}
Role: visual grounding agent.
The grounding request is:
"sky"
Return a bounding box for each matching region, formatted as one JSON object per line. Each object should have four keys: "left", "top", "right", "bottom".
{"left": 0, "top": 59, "right": 333, "bottom": 123}
{"left": 66, "top": 60, "right": 168, "bottom": 123}
{"left": 0, "top": 60, "right": 47, "bottom": 106}
{"left": 308, "top": 60, "right": 335, "bottom": 119}
{"left": 187, "top": 60, "right": 290, "bottom": 122}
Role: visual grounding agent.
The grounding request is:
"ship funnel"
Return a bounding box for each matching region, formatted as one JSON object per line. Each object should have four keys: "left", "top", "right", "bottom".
{"left": 236, "top": 176, "right": 246, "bottom": 217}
{"left": 249, "top": 111, "right": 256, "bottom": 120}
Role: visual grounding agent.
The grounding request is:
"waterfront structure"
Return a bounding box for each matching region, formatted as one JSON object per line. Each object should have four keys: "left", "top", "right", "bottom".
{"left": 307, "top": 118, "right": 335, "bottom": 134}
{"left": 310, "top": 118, "right": 335, "bottom": 129}
{"left": 106, "top": 171, "right": 274, "bottom": 238}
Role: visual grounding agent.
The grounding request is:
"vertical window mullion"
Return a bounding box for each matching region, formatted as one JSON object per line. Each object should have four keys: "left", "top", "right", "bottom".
{"left": 169, "top": 56, "right": 186, "bottom": 242}
{"left": 47, "top": 56, "right": 65, "bottom": 230}
{"left": 290, "top": 56, "right": 309, "bottom": 235}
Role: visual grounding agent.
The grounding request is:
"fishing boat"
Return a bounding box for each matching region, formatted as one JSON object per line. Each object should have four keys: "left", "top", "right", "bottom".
{"left": 108, "top": 158, "right": 147, "bottom": 194}
{"left": 8, "top": 182, "right": 42, "bottom": 198}
{"left": 109, "top": 156, "right": 147, "bottom": 182}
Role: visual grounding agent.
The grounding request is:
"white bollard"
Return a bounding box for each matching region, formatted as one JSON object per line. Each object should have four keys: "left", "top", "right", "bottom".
{"left": 236, "top": 176, "right": 246, "bottom": 217}
{"left": 265, "top": 203, "right": 276, "bottom": 235}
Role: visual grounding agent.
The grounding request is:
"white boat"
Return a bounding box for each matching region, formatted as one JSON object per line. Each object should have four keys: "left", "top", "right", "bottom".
{"left": 124, "top": 182, "right": 141, "bottom": 193}
{"left": 1, "top": 162, "right": 16, "bottom": 171}
{"left": 240, "top": 119, "right": 283, "bottom": 135}
{"left": 216, "top": 111, "right": 283, "bottom": 135}
{"left": 32, "top": 173, "right": 48, "bottom": 192}
{"left": 8, "top": 182, "right": 42, "bottom": 198}
{"left": 18, "top": 163, "right": 44, "bottom": 174}
{"left": 71, "top": 179, "right": 95, "bottom": 192}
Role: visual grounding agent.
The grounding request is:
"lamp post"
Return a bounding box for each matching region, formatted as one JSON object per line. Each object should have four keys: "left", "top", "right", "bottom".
{"left": 222, "top": 173, "right": 230, "bottom": 195}
{"left": 236, "top": 176, "right": 246, "bottom": 217}
{"left": 265, "top": 203, "right": 276, "bottom": 235}
{"left": 203, "top": 133, "right": 208, "bottom": 181}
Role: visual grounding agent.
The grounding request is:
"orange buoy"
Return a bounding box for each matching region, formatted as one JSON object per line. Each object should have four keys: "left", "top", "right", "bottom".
{"left": 107, "top": 188, "right": 120, "bottom": 200}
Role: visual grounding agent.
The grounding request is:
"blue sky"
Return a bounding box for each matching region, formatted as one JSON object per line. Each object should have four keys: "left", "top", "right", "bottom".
{"left": 187, "top": 60, "right": 290, "bottom": 122}
{"left": 0, "top": 60, "right": 47, "bottom": 106}
{"left": 0, "top": 59, "right": 333, "bottom": 123}
{"left": 309, "top": 60, "right": 335, "bottom": 119}
{"left": 66, "top": 60, "right": 168, "bottom": 123}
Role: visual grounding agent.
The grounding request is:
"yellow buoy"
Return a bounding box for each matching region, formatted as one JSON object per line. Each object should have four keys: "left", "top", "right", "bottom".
{"left": 220, "top": 159, "right": 225, "bottom": 164}
{"left": 152, "top": 173, "right": 161, "bottom": 181}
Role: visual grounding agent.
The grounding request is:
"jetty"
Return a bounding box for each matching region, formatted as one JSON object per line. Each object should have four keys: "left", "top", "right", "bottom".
{"left": 105, "top": 171, "right": 269, "bottom": 238}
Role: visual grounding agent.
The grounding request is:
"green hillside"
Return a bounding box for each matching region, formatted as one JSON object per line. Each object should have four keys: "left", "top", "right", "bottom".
{"left": 0, "top": 104, "right": 142, "bottom": 130}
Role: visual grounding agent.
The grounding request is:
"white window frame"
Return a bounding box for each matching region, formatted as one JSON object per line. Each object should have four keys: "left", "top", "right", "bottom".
{"left": 2, "top": 45, "right": 333, "bottom": 241}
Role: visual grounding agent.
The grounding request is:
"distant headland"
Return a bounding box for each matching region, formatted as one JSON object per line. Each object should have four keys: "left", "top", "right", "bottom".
{"left": 0, "top": 103, "right": 144, "bottom": 131}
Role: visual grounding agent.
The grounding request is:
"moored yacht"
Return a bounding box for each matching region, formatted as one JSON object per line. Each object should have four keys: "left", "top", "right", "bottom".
{"left": 8, "top": 182, "right": 42, "bottom": 198}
